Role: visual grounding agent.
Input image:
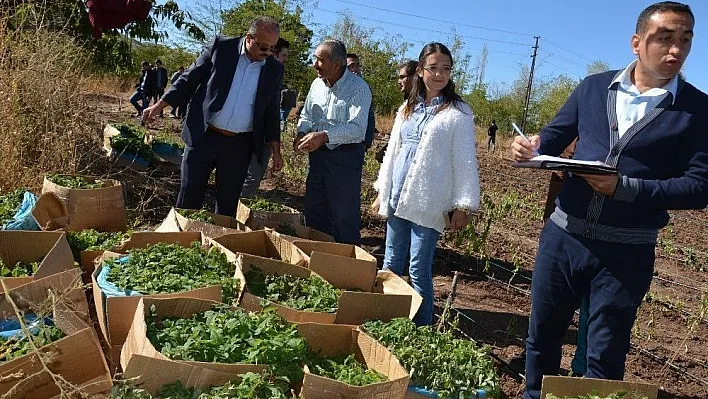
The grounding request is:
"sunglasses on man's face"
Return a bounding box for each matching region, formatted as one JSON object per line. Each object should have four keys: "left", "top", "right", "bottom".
{"left": 249, "top": 35, "right": 276, "bottom": 53}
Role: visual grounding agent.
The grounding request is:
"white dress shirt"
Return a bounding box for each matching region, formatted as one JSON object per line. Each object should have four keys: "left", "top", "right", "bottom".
{"left": 297, "top": 69, "right": 372, "bottom": 149}
{"left": 611, "top": 60, "right": 678, "bottom": 138}
{"left": 210, "top": 39, "right": 265, "bottom": 133}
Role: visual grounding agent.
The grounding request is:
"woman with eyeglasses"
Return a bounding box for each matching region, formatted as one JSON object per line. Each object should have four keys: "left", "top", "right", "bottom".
{"left": 373, "top": 42, "right": 481, "bottom": 326}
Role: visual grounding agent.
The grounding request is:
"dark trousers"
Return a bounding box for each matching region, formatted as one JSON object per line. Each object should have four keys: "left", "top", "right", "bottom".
{"left": 176, "top": 129, "right": 254, "bottom": 217}
{"left": 304, "top": 144, "right": 364, "bottom": 244}
{"left": 524, "top": 222, "right": 654, "bottom": 399}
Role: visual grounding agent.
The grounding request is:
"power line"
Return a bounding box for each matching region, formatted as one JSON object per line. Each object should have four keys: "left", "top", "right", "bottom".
{"left": 323, "top": 0, "right": 535, "bottom": 38}
{"left": 542, "top": 37, "right": 595, "bottom": 64}
{"left": 317, "top": 7, "right": 533, "bottom": 48}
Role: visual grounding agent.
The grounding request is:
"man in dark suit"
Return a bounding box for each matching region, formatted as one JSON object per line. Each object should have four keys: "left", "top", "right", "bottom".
{"left": 142, "top": 16, "right": 284, "bottom": 216}
{"left": 129, "top": 60, "right": 156, "bottom": 117}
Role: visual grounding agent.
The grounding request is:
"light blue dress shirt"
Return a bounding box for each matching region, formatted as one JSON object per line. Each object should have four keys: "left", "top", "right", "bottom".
{"left": 297, "top": 69, "right": 372, "bottom": 149}
{"left": 210, "top": 39, "right": 265, "bottom": 133}
{"left": 389, "top": 96, "right": 442, "bottom": 209}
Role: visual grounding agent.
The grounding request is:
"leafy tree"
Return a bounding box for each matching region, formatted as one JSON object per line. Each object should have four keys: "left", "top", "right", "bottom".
{"left": 132, "top": 43, "right": 199, "bottom": 76}
{"left": 326, "top": 15, "right": 410, "bottom": 115}
{"left": 221, "top": 0, "right": 315, "bottom": 97}
{"left": 535, "top": 75, "right": 578, "bottom": 129}
{"left": 586, "top": 60, "right": 610, "bottom": 76}
{"left": 4, "top": 0, "right": 205, "bottom": 75}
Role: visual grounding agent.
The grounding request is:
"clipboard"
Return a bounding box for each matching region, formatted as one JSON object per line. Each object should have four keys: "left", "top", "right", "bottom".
{"left": 513, "top": 155, "right": 617, "bottom": 175}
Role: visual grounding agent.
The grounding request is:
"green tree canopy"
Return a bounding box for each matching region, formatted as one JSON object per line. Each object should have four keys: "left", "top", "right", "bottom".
{"left": 222, "top": 0, "right": 315, "bottom": 97}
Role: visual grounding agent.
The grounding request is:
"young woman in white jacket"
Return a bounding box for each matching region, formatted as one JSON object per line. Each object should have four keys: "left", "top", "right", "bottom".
{"left": 373, "top": 42, "right": 481, "bottom": 325}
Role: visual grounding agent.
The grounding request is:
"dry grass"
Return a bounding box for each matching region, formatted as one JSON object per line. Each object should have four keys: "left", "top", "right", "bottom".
{"left": 0, "top": 12, "right": 100, "bottom": 191}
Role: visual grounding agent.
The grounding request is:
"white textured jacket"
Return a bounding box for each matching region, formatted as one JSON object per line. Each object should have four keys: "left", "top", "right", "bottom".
{"left": 374, "top": 101, "right": 481, "bottom": 233}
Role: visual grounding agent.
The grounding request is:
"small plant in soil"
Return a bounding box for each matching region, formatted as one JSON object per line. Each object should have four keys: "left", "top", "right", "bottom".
{"left": 362, "top": 317, "right": 500, "bottom": 398}
{"left": 306, "top": 353, "right": 387, "bottom": 386}
{"left": 0, "top": 258, "right": 41, "bottom": 277}
{"left": 110, "top": 372, "right": 295, "bottom": 398}
{"left": 146, "top": 305, "right": 307, "bottom": 384}
{"left": 66, "top": 229, "right": 132, "bottom": 261}
{"left": 274, "top": 223, "right": 298, "bottom": 237}
{"left": 176, "top": 208, "right": 214, "bottom": 223}
{"left": 0, "top": 189, "right": 25, "bottom": 227}
{"left": 247, "top": 198, "right": 288, "bottom": 213}
{"left": 47, "top": 174, "right": 104, "bottom": 189}
{"left": 245, "top": 265, "right": 340, "bottom": 313}
{"left": 106, "top": 242, "right": 239, "bottom": 302}
{"left": 0, "top": 321, "right": 64, "bottom": 363}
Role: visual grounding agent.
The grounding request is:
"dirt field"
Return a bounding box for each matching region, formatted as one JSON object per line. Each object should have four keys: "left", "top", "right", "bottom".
{"left": 100, "top": 95, "right": 708, "bottom": 398}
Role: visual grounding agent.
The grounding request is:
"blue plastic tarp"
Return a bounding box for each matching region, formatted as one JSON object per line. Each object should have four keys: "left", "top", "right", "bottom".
{"left": 2, "top": 192, "right": 40, "bottom": 231}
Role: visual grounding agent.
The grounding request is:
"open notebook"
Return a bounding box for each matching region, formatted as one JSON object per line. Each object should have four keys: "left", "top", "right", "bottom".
{"left": 513, "top": 155, "right": 618, "bottom": 175}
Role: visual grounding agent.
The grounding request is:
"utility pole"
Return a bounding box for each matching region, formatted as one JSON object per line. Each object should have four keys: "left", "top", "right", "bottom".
{"left": 521, "top": 36, "right": 540, "bottom": 134}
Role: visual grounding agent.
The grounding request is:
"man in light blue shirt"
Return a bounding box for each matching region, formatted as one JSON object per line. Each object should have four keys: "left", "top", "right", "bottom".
{"left": 295, "top": 39, "right": 372, "bottom": 244}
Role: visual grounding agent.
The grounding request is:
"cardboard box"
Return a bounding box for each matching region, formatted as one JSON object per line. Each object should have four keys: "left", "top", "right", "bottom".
{"left": 0, "top": 288, "right": 112, "bottom": 397}
{"left": 215, "top": 230, "right": 309, "bottom": 267}
{"left": 541, "top": 376, "right": 658, "bottom": 399}
{"left": 298, "top": 323, "right": 409, "bottom": 399}
{"left": 121, "top": 355, "right": 238, "bottom": 394}
{"left": 293, "top": 241, "right": 377, "bottom": 288}
{"left": 236, "top": 198, "right": 302, "bottom": 230}
{"left": 31, "top": 192, "right": 69, "bottom": 231}
{"left": 278, "top": 223, "right": 335, "bottom": 243}
{"left": 0, "top": 269, "right": 89, "bottom": 319}
{"left": 239, "top": 251, "right": 422, "bottom": 325}
{"left": 91, "top": 232, "right": 244, "bottom": 346}
{"left": 41, "top": 174, "right": 127, "bottom": 232}
{"left": 155, "top": 207, "right": 251, "bottom": 238}
{"left": 121, "top": 297, "right": 268, "bottom": 375}
{"left": 0, "top": 231, "right": 76, "bottom": 293}
{"left": 103, "top": 124, "right": 151, "bottom": 172}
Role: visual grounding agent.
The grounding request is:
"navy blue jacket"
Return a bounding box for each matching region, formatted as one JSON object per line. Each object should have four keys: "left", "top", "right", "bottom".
{"left": 163, "top": 36, "right": 284, "bottom": 160}
{"left": 542, "top": 70, "right": 708, "bottom": 240}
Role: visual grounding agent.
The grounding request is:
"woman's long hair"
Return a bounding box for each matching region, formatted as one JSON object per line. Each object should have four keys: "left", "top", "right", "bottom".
{"left": 402, "top": 42, "right": 465, "bottom": 119}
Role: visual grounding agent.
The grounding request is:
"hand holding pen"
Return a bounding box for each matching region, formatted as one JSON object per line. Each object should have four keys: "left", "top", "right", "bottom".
{"left": 510, "top": 122, "right": 541, "bottom": 162}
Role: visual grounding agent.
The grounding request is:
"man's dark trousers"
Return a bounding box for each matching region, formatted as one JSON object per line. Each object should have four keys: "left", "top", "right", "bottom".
{"left": 177, "top": 129, "right": 254, "bottom": 217}
{"left": 523, "top": 221, "right": 654, "bottom": 399}
{"left": 305, "top": 143, "right": 364, "bottom": 244}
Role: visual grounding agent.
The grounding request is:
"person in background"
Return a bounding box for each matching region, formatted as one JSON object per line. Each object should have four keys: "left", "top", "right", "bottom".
{"left": 296, "top": 40, "right": 371, "bottom": 244}
{"left": 374, "top": 59, "right": 419, "bottom": 165}
{"left": 487, "top": 119, "right": 498, "bottom": 152}
{"left": 347, "top": 53, "right": 376, "bottom": 151}
{"left": 141, "top": 16, "right": 284, "bottom": 216}
{"left": 129, "top": 60, "right": 155, "bottom": 117}
{"left": 169, "top": 66, "right": 186, "bottom": 118}
{"left": 511, "top": 3, "right": 708, "bottom": 398}
{"left": 241, "top": 37, "right": 292, "bottom": 199}
{"left": 372, "top": 42, "right": 480, "bottom": 325}
{"left": 397, "top": 60, "right": 418, "bottom": 101}
{"left": 153, "top": 59, "right": 168, "bottom": 116}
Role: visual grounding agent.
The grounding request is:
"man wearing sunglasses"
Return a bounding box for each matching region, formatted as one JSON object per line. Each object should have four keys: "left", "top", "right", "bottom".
{"left": 142, "top": 16, "right": 284, "bottom": 217}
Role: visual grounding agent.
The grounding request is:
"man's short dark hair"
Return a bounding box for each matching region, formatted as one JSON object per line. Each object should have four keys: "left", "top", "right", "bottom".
{"left": 398, "top": 60, "right": 418, "bottom": 76}
{"left": 156, "top": 59, "right": 163, "bottom": 65}
{"left": 141, "top": 61, "right": 150, "bottom": 68}
{"left": 275, "top": 38, "right": 290, "bottom": 53}
{"left": 347, "top": 53, "right": 359, "bottom": 61}
{"left": 636, "top": 1, "right": 694, "bottom": 34}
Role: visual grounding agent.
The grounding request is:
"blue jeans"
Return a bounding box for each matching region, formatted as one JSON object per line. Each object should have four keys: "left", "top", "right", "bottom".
{"left": 280, "top": 107, "right": 292, "bottom": 122}
{"left": 129, "top": 90, "right": 149, "bottom": 114}
{"left": 524, "top": 222, "right": 654, "bottom": 399}
{"left": 382, "top": 207, "right": 440, "bottom": 326}
{"left": 241, "top": 145, "right": 272, "bottom": 198}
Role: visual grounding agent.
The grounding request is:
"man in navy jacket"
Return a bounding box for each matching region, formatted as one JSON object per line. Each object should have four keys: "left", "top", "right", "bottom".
{"left": 142, "top": 16, "right": 284, "bottom": 216}
{"left": 512, "top": 2, "right": 708, "bottom": 398}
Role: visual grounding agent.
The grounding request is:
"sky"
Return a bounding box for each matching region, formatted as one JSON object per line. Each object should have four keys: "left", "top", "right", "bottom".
{"left": 174, "top": 0, "right": 708, "bottom": 92}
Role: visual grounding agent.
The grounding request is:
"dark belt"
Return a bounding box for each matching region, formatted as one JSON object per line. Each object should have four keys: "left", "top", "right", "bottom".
{"left": 208, "top": 125, "right": 251, "bottom": 137}
{"left": 321, "top": 142, "right": 364, "bottom": 151}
